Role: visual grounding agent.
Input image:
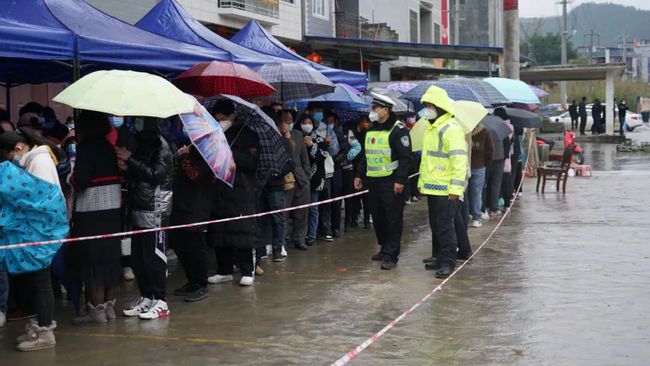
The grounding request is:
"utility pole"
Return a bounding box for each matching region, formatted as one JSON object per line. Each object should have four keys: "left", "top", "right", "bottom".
{"left": 503, "top": 0, "right": 520, "bottom": 79}
{"left": 620, "top": 30, "right": 628, "bottom": 80}
{"left": 584, "top": 29, "right": 600, "bottom": 96}
{"left": 559, "top": 0, "right": 569, "bottom": 109}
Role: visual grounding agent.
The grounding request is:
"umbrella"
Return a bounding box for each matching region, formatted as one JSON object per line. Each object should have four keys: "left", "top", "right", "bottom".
{"left": 504, "top": 107, "right": 544, "bottom": 129}
{"left": 298, "top": 83, "right": 369, "bottom": 111}
{"left": 0, "top": 162, "right": 69, "bottom": 275}
{"left": 386, "top": 82, "right": 417, "bottom": 93}
{"left": 410, "top": 100, "right": 487, "bottom": 151}
{"left": 174, "top": 61, "right": 276, "bottom": 99}
{"left": 340, "top": 83, "right": 363, "bottom": 96}
{"left": 439, "top": 78, "right": 511, "bottom": 106}
{"left": 528, "top": 84, "right": 549, "bottom": 98}
{"left": 178, "top": 100, "right": 235, "bottom": 187}
{"left": 484, "top": 77, "right": 541, "bottom": 104}
{"left": 402, "top": 81, "right": 489, "bottom": 106}
{"left": 53, "top": 70, "right": 194, "bottom": 118}
{"left": 255, "top": 62, "right": 335, "bottom": 101}
{"left": 367, "top": 88, "right": 412, "bottom": 113}
{"left": 481, "top": 115, "right": 512, "bottom": 141}
{"left": 202, "top": 95, "right": 292, "bottom": 177}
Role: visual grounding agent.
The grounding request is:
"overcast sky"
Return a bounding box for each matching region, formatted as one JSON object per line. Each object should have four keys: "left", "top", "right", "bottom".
{"left": 518, "top": 0, "right": 650, "bottom": 18}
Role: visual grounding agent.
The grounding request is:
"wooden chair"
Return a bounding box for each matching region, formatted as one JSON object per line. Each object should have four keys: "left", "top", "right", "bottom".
{"left": 536, "top": 145, "right": 576, "bottom": 194}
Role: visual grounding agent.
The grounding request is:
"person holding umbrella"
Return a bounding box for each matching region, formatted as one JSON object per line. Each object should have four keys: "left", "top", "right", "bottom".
{"left": 417, "top": 86, "right": 468, "bottom": 279}
{"left": 354, "top": 93, "right": 414, "bottom": 270}
{"left": 116, "top": 117, "right": 174, "bottom": 320}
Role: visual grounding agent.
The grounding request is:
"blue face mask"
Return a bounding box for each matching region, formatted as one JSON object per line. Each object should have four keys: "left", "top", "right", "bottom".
{"left": 109, "top": 116, "right": 124, "bottom": 128}
{"left": 313, "top": 112, "right": 324, "bottom": 122}
{"left": 287, "top": 123, "right": 294, "bottom": 131}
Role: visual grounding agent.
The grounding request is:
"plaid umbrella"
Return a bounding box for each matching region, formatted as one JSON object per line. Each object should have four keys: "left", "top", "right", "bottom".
{"left": 401, "top": 81, "right": 489, "bottom": 106}
{"left": 174, "top": 60, "right": 276, "bottom": 99}
{"left": 366, "top": 88, "right": 413, "bottom": 113}
{"left": 439, "top": 78, "right": 511, "bottom": 106}
{"left": 256, "top": 62, "right": 335, "bottom": 102}
{"left": 202, "top": 95, "right": 292, "bottom": 179}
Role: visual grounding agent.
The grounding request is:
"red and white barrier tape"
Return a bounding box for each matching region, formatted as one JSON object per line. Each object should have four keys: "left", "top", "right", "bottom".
{"left": 0, "top": 173, "right": 421, "bottom": 251}
{"left": 330, "top": 158, "right": 530, "bottom": 366}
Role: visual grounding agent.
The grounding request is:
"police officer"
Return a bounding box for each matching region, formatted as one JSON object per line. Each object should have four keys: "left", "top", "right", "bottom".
{"left": 417, "top": 86, "right": 468, "bottom": 278}
{"left": 354, "top": 93, "right": 414, "bottom": 270}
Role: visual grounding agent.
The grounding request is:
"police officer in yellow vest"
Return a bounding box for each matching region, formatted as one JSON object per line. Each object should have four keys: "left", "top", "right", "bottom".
{"left": 417, "top": 86, "right": 468, "bottom": 278}
{"left": 354, "top": 93, "right": 414, "bottom": 270}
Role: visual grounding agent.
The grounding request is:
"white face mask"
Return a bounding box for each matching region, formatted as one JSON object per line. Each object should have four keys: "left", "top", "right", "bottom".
{"left": 219, "top": 120, "right": 233, "bottom": 132}
{"left": 301, "top": 124, "right": 313, "bottom": 134}
{"left": 368, "top": 111, "right": 379, "bottom": 122}
{"left": 418, "top": 107, "right": 438, "bottom": 121}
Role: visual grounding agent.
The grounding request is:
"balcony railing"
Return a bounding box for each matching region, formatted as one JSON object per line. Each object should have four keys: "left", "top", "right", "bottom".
{"left": 219, "top": 0, "right": 279, "bottom": 19}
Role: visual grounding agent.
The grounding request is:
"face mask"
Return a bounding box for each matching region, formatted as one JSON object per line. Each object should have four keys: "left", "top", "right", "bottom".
{"left": 313, "top": 112, "right": 324, "bottom": 122}
{"left": 109, "top": 116, "right": 124, "bottom": 128}
{"left": 406, "top": 116, "right": 416, "bottom": 125}
{"left": 368, "top": 111, "right": 379, "bottom": 122}
{"left": 418, "top": 107, "right": 438, "bottom": 120}
{"left": 219, "top": 120, "right": 233, "bottom": 132}
{"left": 287, "top": 123, "right": 294, "bottom": 131}
{"left": 301, "top": 124, "right": 313, "bottom": 134}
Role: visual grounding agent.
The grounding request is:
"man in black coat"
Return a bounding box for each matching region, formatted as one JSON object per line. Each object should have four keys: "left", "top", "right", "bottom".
{"left": 568, "top": 100, "right": 578, "bottom": 131}
{"left": 592, "top": 99, "right": 603, "bottom": 135}
{"left": 578, "top": 97, "right": 588, "bottom": 135}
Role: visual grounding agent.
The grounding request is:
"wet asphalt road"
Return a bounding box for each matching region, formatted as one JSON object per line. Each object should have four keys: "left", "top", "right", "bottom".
{"left": 2, "top": 142, "right": 649, "bottom": 365}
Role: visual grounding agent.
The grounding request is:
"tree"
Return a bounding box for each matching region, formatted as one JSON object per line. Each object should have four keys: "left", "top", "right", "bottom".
{"left": 520, "top": 33, "right": 577, "bottom": 65}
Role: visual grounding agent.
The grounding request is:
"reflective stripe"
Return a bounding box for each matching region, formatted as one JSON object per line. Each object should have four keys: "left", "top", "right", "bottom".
{"left": 367, "top": 161, "right": 399, "bottom": 171}
{"left": 365, "top": 149, "right": 392, "bottom": 155}
{"left": 423, "top": 183, "right": 448, "bottom": 191}
{"left": 450, "top": 179, "right": 466, "bottom": 187}
{"left": 427, "top": 151, "right": 448, "bottom": 158}
{"left": 448, "top": 149, "right": 466, "bottom": 156}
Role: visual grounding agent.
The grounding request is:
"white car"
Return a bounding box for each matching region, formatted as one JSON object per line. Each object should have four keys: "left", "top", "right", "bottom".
{"left": 551, "top": 107, "right": 642, "bottom": 131}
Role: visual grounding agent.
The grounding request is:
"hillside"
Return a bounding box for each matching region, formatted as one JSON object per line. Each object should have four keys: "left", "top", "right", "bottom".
{"left": 520, "top": 2, "right": 650, "bottom": 47}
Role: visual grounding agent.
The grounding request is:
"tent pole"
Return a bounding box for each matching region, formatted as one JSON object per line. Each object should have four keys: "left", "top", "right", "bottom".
{"left": 5, "top": 83, "right": 11, "bottom": 117}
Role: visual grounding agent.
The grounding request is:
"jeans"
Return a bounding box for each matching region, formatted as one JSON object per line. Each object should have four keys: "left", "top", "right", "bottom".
{"left": 308, "top": 191, "right": 320, "bottom": 241}
{"left": 0, "top": 267, "right": 7, "bottom": 313}
{"left": 318, "top": 179, "right": 332, "bottom": 237}
{"left": 330, "top": 170, "right": 343, "bottom": 235}
{"left": 259, "top": 190, "right": 286, "bottom": 256}
{"left": 468, "top": 167, "right": 486, "bottom": 219}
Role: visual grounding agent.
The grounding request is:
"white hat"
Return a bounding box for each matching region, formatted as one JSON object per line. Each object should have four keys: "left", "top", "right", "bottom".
{"left": 370, "top": 92, "right": 396, "bottom": 108}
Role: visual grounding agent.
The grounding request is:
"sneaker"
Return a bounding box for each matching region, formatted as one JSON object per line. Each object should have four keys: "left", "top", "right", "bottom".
{"left": 123, "top": 267, "right": 135, "bottom": 281}
{"left": 138, "top": 300, "right": 169, "bottom": 320}
{"left": 306, "top": 238, "right": 316, "bottom": 246}
{"left": 273, "top": 253, "right": 286, "bottom": 262}
{"left": 207, "top": 274, "right": 234, "bottom": 284}
{"left": 281, "top": 246, "right": 288, "bottom": 257}
{"left": 239, "top": 276, "right": 254, "bottom": 286}
{"left": 184, "top": 287, "right": 209, "bottom": 302}
{"left": 72, "top": 303, "right": 107, "bottom": 325}
{"left": 422, "top": 256, "right": 436, "bottom": 264}
{"left": 405, "top": 199, "right": 412, "bottom": 205}
{"left": 15, "top": 319, "right": 38, "bottom": 344}
{"left": 480, "top": 212, "right": 490, "bottom": 221}
{"left": 294, "top": 242, "right": 309, "bottom": 250}
{"left": 122, "top": 297, "right": 153, "bottom": 317}
{"left": 381, "top": 261, "right": 397, "bottom": 270}
{"left": 470, "top": 219, "right": 482, "bottom": 228}
{"left": 489, "top": 211, "right": 502, "bottom": 220}
{"left": 255, "top": 265, "right": 264, "bottom": 276}
{"left": 173, "top": 283, "right": 197, "bottom": 296}
{"left": 323, "top": 235, "right": 334, "bottom": 242}
{"left": 16, "top": 323, "right": 56, "bottom": 352}
{"left": 412, "top": 196, "right": 420, "bottom": 202}
{"left": 105, "top": 300, "right": 116, "bottom": 322}
{"left": 0, "top": 311, "right": 6, "bottom": 328}
{"left": 371, "top": 252, "right": 384, "bottom": 261}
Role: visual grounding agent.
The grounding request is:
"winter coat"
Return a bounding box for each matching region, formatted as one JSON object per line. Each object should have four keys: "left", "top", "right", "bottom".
{"left": 289, "top": 129, "right": 311, "bottom": 189}
{"left": 212, "top": 123, "right": 260, "bottom": 249}
{"left": 19, "top": 145, "right": 61, "bottom": 187}
{"left": 171, "top": 147, "right": 217, "bottom": 232}
{"left": 126, "top": 136, "right": 174, "bottom": 228}
{"left": 304, "top": 125, "right": 329, "bottom": 192}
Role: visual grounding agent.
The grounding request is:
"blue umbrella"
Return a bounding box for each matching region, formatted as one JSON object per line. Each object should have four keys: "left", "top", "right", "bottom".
{"left": 484, "top": 77, "right": 541, "bottom": 104}
{"left": 402, "top": 81, "right": 489, "bottom": 106}
{"left": 297, "top": 83, "right": 369, "bottom": 111}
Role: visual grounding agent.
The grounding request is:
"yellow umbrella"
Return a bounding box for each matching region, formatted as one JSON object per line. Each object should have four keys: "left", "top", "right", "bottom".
{"left": 409, "top": 100, "right": 487, "bottom": 151}
{"left": 53, "top": 70, "right": 195, "bottom": 118}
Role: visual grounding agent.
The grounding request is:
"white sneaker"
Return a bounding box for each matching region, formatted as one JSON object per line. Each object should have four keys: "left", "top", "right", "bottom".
{"left": 239, "top": 276, "right": 254, "bottom": 286}
{"left": 207, "top": 274, "right": 233, "bottom": 284}
{"left": 122, "top": 297, "right": 152, "bottom": 317}
{"left": 470, "top": 219, "right": 482, "bottom": 228}
{"left": 0, "top": 311, "right": 6, "bottom": 328}
{"left": 281, "top": 246, "right": 288, "bottom": 257}
{"left": 123, "top": 267, "right": 135, "bottom": 281}
{"left": 138, "top": 300, "right": 169, "bottom": 320}
{"left": 405, "top": 199, "right": 412, "bottom": 205}
{"left": 480, "top": 212, "right": 490, "bottom": 221}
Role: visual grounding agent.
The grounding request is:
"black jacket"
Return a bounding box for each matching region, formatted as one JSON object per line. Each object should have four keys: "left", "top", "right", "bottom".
{"left": 356, "top": 113, "right": 414, "bottom": 185}
{"left": 568, "top": 104, "right": 578, "bottom": 118}
{"left": 331, "top": 125, "right": 350, "bottom": 169}
{"left": 126, "top": 136, "right": 174, "bottom": 228}
{"left": 592, "top": 103, "right": 603, "bottom": 121}
{"left": 171, "top": 147, "right": 217, "bottom": 232}
{"left": 578, "top": 101, "right": 587, "bottom": 117}
{"left": 211, "top": 123, "right": 260, "bottom": 249}
{"left": 305, "top": 124, "right": 329, "bottom": 192}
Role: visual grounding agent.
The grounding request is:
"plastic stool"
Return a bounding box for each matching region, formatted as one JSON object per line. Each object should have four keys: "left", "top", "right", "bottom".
{"left": 574, "top": 164, "right": 592, "bottom": 177}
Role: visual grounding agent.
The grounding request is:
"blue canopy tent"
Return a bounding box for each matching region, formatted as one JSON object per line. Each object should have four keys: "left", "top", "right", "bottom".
{"left": 230, "top": 20, "right": 368, "bottom": 90}
{"left": 136, "top": 0, "right": 291, "bottom": 69}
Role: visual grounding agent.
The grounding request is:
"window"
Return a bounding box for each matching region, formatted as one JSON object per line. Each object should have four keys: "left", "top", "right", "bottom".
{"left": 281, "top": 0, "right": 294, "bottom": 3}
{"left": 313, "top": 0, "right": 327, "bottom": 18}
{"left": 409, "top": 10, "right": 418, "bottom": 43}
{"left": 434, "top": 23, "right": 441, "bottom": 43}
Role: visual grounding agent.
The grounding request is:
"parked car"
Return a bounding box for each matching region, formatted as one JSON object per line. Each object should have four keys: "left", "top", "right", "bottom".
{"left": 551, "top": 105, "right": 641, "bottom": 131}
{"left": 537, "top": 103, "right": 564, "bottom": 117}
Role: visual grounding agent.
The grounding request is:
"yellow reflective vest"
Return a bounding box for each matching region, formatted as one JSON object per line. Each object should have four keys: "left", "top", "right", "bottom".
{"left": 365, "top": 122, "right": 403, "bottom": 177}
{"left": 418, "top": 114, "right": 468, "bottom": 196}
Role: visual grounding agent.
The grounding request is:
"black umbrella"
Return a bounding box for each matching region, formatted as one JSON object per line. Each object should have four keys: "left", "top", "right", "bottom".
{"left": 504, "top": 107, "right": 543, "bottom": 129}
{"left": 481, "top": 115, "right": 512, "bottom": 141}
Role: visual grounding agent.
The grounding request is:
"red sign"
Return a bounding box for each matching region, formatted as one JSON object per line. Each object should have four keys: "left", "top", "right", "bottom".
{"left": 504, "top": 0, "right": 518, "bottom": 11}
{"left": 441, "top": 0, "right": 448, "bottom": 45}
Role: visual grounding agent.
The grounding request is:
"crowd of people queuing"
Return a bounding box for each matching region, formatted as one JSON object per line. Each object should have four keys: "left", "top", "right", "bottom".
{"left": 0, "top": 86, "right": 525, "bottom": 351}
